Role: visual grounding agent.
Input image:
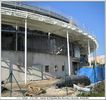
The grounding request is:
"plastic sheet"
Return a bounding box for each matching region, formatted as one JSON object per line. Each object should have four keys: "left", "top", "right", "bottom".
{"left": 77, "top": 65, "right": 105, "bottom": 83}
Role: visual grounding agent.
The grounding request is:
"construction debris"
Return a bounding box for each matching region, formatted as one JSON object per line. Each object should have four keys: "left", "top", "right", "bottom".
{"left": 25, "top": 83, "right": 46, "bottom": 96}
{"left": 1, "top": 86, "right": 9, "bottom": 93}
{"left": 1, "top": 79, "right": 104, "bottom": 97}
{"left": 73, "top": 84, "right": 91, "bottom": 92}
{"left": 55, "top": 75, "right": 91, "bottom": 88}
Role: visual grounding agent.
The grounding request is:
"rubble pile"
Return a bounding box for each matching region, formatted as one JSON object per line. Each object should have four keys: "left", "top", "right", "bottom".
{"left": 25, "top": 83, "right": 46, "bottom": 96}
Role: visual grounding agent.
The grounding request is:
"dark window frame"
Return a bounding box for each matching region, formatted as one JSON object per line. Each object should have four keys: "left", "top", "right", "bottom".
{"left": 54, "top": 65, "right": 58, "bottom": 72}
{"left": 62, "top": 65, "right": 65, "bottom": 71}
{"left": 45, "top": 65, "right": 49, "bottom": 72}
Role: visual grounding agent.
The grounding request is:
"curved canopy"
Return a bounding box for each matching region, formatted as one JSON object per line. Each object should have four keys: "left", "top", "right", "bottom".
{"left": 1, "top": 4, "right": 98, "bottom": 55}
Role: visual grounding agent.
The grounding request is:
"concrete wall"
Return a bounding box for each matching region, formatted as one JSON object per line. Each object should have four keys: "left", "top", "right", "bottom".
{"left": 1, "top": 51, "right": 25, "bottom": 82}
{"left": 1, "top": 51, "right": 73, "bottom": 82}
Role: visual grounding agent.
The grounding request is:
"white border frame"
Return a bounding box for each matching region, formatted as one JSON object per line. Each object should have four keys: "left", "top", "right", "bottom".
{"left": 0, "top": 0, "right": 105, "bottom": 99}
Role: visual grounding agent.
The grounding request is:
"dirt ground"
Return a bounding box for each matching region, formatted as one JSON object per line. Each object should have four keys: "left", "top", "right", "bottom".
{"left": 1, "top": 78, "right": 77, "bottom": 97}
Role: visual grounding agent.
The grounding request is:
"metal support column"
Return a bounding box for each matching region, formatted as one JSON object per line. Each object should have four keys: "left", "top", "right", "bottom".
{"left": 88, "top": 39, "right": 91, "bottom": 66}
{"left": 67, "top": 31, "right": 71, "bottom": 76}
{"left": 94, "top": 45, "right": 97, "bottom": 66}
{"left": 25, "top": 17, "right": 27, "bottom": 84}
{"left": 16, "top": 24, "right": 18, "bottom": 51}
{"left": 93, "top": 43, "right": 97, "bottom": 82}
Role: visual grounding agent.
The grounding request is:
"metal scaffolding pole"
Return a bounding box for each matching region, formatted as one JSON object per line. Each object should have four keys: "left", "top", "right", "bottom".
{"left": 25, "top": 17, "right": 27, "bottom": 84}
{"left": 88, "top": 39, "right": 91, "bottom": 66}
{"left": 67, "top": 31, "right": 71, "bottom": 76}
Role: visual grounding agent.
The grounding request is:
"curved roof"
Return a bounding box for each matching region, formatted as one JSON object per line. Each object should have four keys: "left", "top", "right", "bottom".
{"left": 1, "top": 1, "right": 70, "bottom": 23}
{"left": 1, "top": 2, "right": 98, "bottom": 55}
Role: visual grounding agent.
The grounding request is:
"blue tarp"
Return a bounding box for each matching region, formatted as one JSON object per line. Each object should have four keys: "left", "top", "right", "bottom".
{"left": 77, "top": 65, "right": 105, "bottom": 83}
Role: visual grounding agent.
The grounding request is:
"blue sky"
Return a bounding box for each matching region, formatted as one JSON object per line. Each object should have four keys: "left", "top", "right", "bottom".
{"left": 24, "top": 1, "right": 105, "bottom": 56}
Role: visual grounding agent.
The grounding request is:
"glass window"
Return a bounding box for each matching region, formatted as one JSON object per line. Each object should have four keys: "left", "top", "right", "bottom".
{"left": 54, "top": 65, "right": 58, "bottom": 72}
{"left": 74, "top": 46, "right": 80, "bottom": 58}
{"left": 2, "top": 32, "right": 16, "bottom": 50}
{"left": 62, "top": 65, "right": 65, "bottom": 71}
{"left": 45, "top": 65, "right": 49, "bottom": 72}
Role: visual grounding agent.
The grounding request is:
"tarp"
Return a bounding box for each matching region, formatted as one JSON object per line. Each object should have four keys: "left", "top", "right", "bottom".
{"left": 77, "top": 65, "right": 105, "bottom": 83}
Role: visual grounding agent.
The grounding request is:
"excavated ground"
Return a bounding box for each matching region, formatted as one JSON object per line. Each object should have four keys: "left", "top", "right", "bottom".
{"left": 1, "top": 79, "right": 104, "bottom": 97}
{"left": 1, "top": 78, "right": 76, "bottom": 97}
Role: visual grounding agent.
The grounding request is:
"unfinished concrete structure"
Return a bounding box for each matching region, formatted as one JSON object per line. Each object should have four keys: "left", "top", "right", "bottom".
{"left": 1, "top": 1, "right": 98, "bottom": 83}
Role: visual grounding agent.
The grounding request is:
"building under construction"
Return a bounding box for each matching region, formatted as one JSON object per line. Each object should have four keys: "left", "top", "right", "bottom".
{"left": 1, "top": 1, "right": 98, "bottom": 83}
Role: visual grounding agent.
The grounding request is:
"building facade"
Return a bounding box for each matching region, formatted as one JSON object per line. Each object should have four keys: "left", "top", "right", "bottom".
{"left": 1, "top": 1, "right": 98, "bottom": 82}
